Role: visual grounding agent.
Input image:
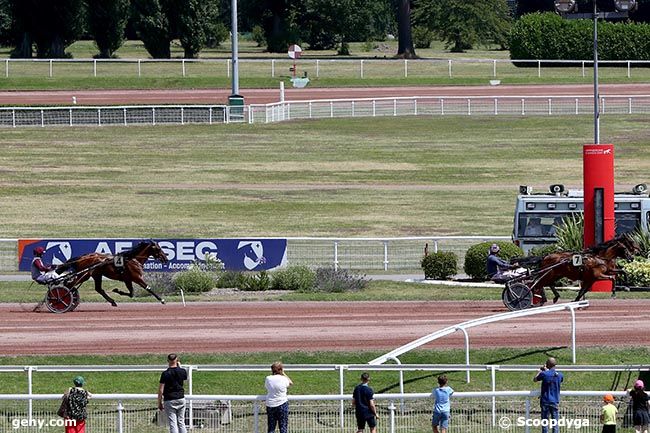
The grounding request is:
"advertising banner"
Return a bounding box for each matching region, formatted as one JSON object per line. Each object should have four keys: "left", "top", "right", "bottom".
{"left": 18, "top": 239, "right": 287, "bottom": 272}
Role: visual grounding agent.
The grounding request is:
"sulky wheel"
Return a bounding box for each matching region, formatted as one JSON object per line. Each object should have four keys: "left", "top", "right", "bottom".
{"left": 68, "top": 289, "right": 81, "bottom": 312}
{"left": 502, "top": 282, "right": 533, "bottom": 311}
{"left": 46, "top": 285, "right": 76, "bottom": 314}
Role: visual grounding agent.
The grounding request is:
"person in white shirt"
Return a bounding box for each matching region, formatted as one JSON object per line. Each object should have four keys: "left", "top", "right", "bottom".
{"left": 265, "top": 361, "right": 293, "bottom": 433}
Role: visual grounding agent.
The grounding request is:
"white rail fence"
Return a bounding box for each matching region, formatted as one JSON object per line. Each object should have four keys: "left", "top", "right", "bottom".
{"left": 248, "top": 94, "right": 650, "bottom": 124}
{"left": 3, "top": 57, "right": 650, "bottom": 80}
{"left": 0, "top": 391, "right": 639, "bottom": 433}
{"left": 0, "top": 236, "right": 509, "bottom": 272}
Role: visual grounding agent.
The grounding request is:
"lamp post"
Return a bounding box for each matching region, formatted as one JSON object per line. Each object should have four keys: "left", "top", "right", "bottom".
{"left": 228, "top": 0, "right": 244, "bottom": 115}
{"left": 553, "top": 0, "right": 637, "bottom": 144}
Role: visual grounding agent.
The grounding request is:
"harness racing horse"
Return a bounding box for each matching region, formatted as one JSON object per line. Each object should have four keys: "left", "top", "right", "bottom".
{"left": 517, "top": 234, "right": 640, "bottom": 304}
{"left": 56, "top": 240, "right": 168, "bottom": 307}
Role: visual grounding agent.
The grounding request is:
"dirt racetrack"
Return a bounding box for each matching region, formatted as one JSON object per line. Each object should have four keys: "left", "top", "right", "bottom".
{"left": 0, "top": 299, "right": 646, "bottom": 355}
{"left": 1, "top": 83, "right": 650, "bottom": 106}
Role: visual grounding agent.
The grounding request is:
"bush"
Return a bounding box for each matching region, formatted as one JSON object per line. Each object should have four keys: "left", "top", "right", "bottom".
{"left": 142, "top": 272, "right": 176, "bottom": 296}
{"left": 241, "top": 271, "right": 271, "bottom": 291}
{"left": 529, "top": 244, "right": 559, "bottom": 257}
{"left": 412, "top": 26, "right": 434, "bottom": 49}
{"left": 251, "top": 25, "right": 266, "bottom": 47}
{"left": 271, "top": 266, "right": 316, "bottom": 291}
{"left": 464, "top": 242, "right": 523, "bottom": 281}
{"left": 628, "top": 229, "right": 650, "bottom": 258}
{"left": 173, "top": 267, "right": 216, "bottom": 293}
{"left": 216, "top": 271, "right": 247, "bottom": 289}
{"left": 555, "top": 214, "right": 584, "bottom": 252}
{"left": 313, "top": 267, "right": 368, "bottom": 293}
{"left": 621, "top": 258, "right": 650, "bottom": 287}
{"left": 421, "top": 251, "right": 458, "bottom": 280}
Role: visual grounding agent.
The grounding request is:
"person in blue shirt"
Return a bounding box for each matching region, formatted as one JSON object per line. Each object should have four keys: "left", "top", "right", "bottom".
{"left": 353, "top": 373, "right": 378, "bottom": 433}
{"left": 534, "top": 357, "right": 564, "bottom": 433}
{"left": 432, "top": 375, "right": 454, "bottom": 433}
{"left": 486, "top": 244, "right": 518, "bottom": 283}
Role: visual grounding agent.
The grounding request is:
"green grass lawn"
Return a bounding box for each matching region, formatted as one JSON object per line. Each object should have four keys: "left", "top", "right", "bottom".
{"left": 1, "top": 347, "right": 648, "bottom": 395}
{"left": 2, "top": 115, "right": 649, "bottom": 239}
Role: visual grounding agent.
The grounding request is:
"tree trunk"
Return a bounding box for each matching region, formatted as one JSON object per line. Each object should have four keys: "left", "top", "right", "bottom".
{"left": 11, "top": 32, "right": 32, "bottom": 58}
{"left": 396, "top": 0, "right": 417, "bottom": 59}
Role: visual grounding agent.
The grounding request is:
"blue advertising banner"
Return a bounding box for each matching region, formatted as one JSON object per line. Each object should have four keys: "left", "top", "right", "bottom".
{"left": 18, "top": 239, "right": 287, "bottom": 272}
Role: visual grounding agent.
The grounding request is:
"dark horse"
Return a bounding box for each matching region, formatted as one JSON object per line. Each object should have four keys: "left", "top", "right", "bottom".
{"left": 56, "top": 240, "right": 168, "bottom": 307}
{"left": 518, "top": 234, "right": 640, "bottom": 303}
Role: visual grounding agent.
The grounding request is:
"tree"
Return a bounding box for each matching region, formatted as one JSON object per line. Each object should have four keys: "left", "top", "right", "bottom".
{"left": 303, "top": 0, "right": 374, "bottom": 54}
{"left": 131, "top": 0, "right": 171, "bottom": 58}
{"left": 86, "top": 0, "right": 129, "bottom": 58}
{"left": 396, "top": 0, "right": 417, "bottom": 58}
{"left": 0, "top": 0, "right": 12, "bottom": 46}
{"left": 416, "top": 0, "right": 511, "bottom": 52}
{"left": 171, "top": 0, "right": 220, "bottom": 58}
{"left": 241, "top": 0, "right": 302, "bottom": 53}
{"left": 33, "top": 0, "right": 84, "bottom": 57}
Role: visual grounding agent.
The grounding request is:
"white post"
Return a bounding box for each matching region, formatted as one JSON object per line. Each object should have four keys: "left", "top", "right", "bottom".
{"left": 339, "top": 365, "right": 345, "bottom": 429}
{"left": 414, "top": 99, "right": 417, "bottom": 116}
{"left": 188, "top": 366, "right": 194, "bottom": 429}
{"left": 629, "top": 97, "right": 633, "bottom": 114}
{"left": 494, "top": 98, "right": 498, "bottom": 115}
{"left": 627, "top": 61, "right": 631, "bottom": 78}
{"left": 493, "top": 59, "right": 497, "bottom": 77}
{"left": 404, "top": 59, "right": 408, "bottom": 78}
{"left": 209, "top": 107, "right": 213, "bottom": 125}
{"left": 389, "top": 401, "right": 396, "bottom": 433}
{"left": 570, "top": 306, "right": 577, "bottom": 363}
{"left": 440, "top": 99, "right": 444, "bottom": 115}
{"left": 351, "top": 101, "right": 355, "bottom": 117}
{"left": 372, "top": 100, "right": 376, "bottom": 117}
{"left": 152, "top": 107, "right": 156, "bottom": 126}
{"left": 253, "top": 401, "right": 260, "bottom": 433}
{"left": 98, "top": 108, "right": 101, "bottom": 126}
{"left": 383, "top": 241, "right": 389, "bottom": 271}
{"left": 576, "top": 98, "right": 579, "bottom": 115}
{"left": 448, "top": 60, "right": 452, "bottom": 78}
{"left": 330, "top": 101, "right": 334, "bottom": 118}
{"left": 360, "top": 59, "right": 364, "bottom": 79}
{"left": 12, "top": 109, "right": 15, "bottom": 127}
{"left": 280, "top": 81, "right": 285, "bottom": 102}
{"left": 182, "top": 59, "right": 186, "bottom": 77}
{"left": 334, "top": 241, "right": 339, "bottom": 271}
{"left": 93, "top": 59, "right": 97, "bottom": 77}
{"left": 393, "top": 100, "right": 397, "bottom": 116}
{"left": 5, "top": 59, "right": 8, "bottom": 78}
{"left": 467, "top": 99, "right": 471, "bottom": 116}
{"left": 271, "top": 59, "right": 275, "bottom": 77}
{"left": 386, "top": 356, "right": 404, "bottom": 411}
{"left": 123, "top": 108, "right": 127, "bottom": 126}
{"left": 49, "top": 59, "right": 52, "bottom": 78}
{"left": 227, "top": 59, "right": 231, "bottom": 78}
{"left": 458, "top": 327, "right": 471, "bottom": 383}
{"left": 582, "top": 61, "right": 585, "bottom": 78}
{"left": 27, "top": 367, "right": 33, "bottom": 422}
{"left": 69, "top": 108, "right": 73, "bottom": 126}
{"left": 537, "top": 60, "right": 541, "bottom": 78}
{"left": 316, "top": 59, "right": 320, "bottom": 78}
{"left": 138, "top": 59, "right": 141, "bottom": 77}
{"left": 491, "top": 366, "right": 497, "bottom": 427}
{"left": 309, "top": 101, "right": 312, "bottom": 119}
{"left": 548, "top": 98, "right": 552, "bottom": 115}
{"left": 40, "top": 110, "right": 44, "bottom": 127}
{"left": 181, "top": 107, "right": 185, "bottom": 125}
{"left": 433, "top": 240, "right": 438, "bottom": 253}
{"left": 117, "top": 400, "right": 124, "bottom": 433}
{"left": 521, "top": 98, "right": 525, "bottom": 116}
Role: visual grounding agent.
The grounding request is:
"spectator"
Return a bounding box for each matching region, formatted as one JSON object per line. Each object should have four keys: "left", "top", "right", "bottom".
{"left": 627, "top": 380, "right": 650, "bottom": 433}
{"left": 601, "top": 394, "right": 617, "bottom": 433}
{"left": 158, "top": 353, "right": 188, "bottom": 433}
{"left": 533, "top": 357, "right": 563, "bottom": 433}
{"left": 353, "top": 373, "right": 378, "bottom": 433}
{"left": 432, "top": 375, "right": 454, "bottom": 433}
{"left": 31, "top": 246, "right": 58, "bottom": 284}
{"left": 265, "top": 361, "right": 293, "bottom": 433}
{"left": 62, "top": 376, "right": 91, "bottom": 433}
{"left": 526, "top": 218, "right": 544, "bottom": 236}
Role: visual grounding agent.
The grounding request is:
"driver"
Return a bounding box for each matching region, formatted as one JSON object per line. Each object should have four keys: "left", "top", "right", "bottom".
{"left": 31, "top": 247, "right": 59, "bottom": 284}
{"left": 486, "top": 244, "right": 519, "bottom": 283}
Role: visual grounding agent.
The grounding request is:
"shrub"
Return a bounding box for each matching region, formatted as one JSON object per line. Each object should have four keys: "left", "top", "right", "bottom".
{"left": 628, "top": 229, "right": 650, "bottom": 258}
{"left": 555, "top": 214, "right": 584, "bottom": 252}
{"left": 421, "top": 251, "right": 457, "bottom": 280}
{"left": 241, "top": 271, "right": 271, "bottom": 291}
{"left": 529, "top": 244, "right": 559, "bottom": 257}
{"left": 217, "top": 271, "right": 247, "bottom": 289}
{"left": 314, "top": 267, "right": 368, "bottom": 293}
{"left": 621, "top": 258, "right": 650, "bottom": 287}
{"left": 271, "top": 266, "right": 316, "bottom": 291}
{"left": 412, "top": 26, "right": 434, "bottom": 49}
{"left": 141, "top": 272, "right": 176, "bottom": 296}
{"left": 251, "top": 25, "right": 266, "bottom": 47}
{"left": 173, "top": 266, "right": 216, "bottom": 293}
{"left": 464, "top": 242, "right": 523, "bottom": 281}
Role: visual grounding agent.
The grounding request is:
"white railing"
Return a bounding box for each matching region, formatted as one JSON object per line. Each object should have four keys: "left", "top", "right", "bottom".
{"left": 0, "top": 236, "right": 509, "bottom": 272}
{"left": 0, "top": 391, "right": 635, "bottom": 433}
{"left": 3, "top": 57, "right": 650, "bottom": 80}
{"left": 248, "top": 94, "right": 650, "bottom": 124}
{"left": 0, "top": 104, "right": 249, "bottom": 128}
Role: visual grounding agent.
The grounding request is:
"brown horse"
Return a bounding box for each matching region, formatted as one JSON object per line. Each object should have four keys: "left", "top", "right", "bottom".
{"left": 520, "top": 234, "right": 640, "bottom": 303}
{"left": 56, "top": 240, "right": 168, "bottom": 307}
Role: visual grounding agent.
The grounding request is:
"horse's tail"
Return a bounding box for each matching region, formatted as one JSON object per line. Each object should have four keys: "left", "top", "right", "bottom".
{"left": 513, "top": 255, "right": 543, "bottom": 269}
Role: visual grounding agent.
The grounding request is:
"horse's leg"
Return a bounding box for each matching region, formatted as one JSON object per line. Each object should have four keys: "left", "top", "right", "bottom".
{"left": 550, "top": 283, "right": 561, "bottom": 304}
{"left": 94, "top": 275, "right": 117, "bottom": 307}
{"left": 112, "top": 280, "right": 134, "bottom": 298}
{"left": 132, "top": 275, "right": 165, "bottom": 304}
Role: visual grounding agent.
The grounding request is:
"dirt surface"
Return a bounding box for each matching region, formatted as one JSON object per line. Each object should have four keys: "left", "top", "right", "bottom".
{"left": 1, "top": 84, "right": 650, "bottom": 106}
{"left": 0, "top": 299, "right": 645, "bottom": 355}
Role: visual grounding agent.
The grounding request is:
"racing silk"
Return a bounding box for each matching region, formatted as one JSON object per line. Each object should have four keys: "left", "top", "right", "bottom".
{"left": 31, "top": 257, "right": 50, "bottom": 280}
{"left": 486, "top": 254, "right": 511, "bottom": 277}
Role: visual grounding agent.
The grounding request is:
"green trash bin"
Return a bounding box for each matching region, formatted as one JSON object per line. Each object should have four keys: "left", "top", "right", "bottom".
{"left": 228, "top": 94, "right": 245, "bottom": 121}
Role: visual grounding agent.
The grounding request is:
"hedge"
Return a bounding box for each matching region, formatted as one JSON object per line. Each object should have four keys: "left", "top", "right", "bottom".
{"left": 464, "top": 241, "right": 523, "bottom": 281}
{"left": 421, "top": 251, "right": 458, "bottom": 280}
{"left": 510, "top": 12, "right": 650, "bottom": 61}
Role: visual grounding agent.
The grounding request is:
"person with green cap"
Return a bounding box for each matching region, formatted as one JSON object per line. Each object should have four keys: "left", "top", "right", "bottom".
{"left": 61, "top": 376, "right": 91, "bottom": 433}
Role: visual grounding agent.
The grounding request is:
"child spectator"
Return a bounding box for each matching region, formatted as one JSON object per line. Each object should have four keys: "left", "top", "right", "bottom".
{"left": 628, "top": 380, "right": 650, "bottom": 433}
{"left": 431, "top": 375, "right": 454, "bottom": 433}
{"left": 601, "top": 394, "right": 617, "bottom": 433}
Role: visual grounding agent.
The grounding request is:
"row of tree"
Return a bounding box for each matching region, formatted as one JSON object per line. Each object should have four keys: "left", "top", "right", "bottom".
{"left": 2, "top": 0, "right": 644, "bottom": 59}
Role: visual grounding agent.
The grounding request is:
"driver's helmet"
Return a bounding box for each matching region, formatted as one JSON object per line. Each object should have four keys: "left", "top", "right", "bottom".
{"left": 489, "top": 244, "right": 500, "bottom": 254}
{"left": 33, "top": 246, "right": 45, "bottom": 256}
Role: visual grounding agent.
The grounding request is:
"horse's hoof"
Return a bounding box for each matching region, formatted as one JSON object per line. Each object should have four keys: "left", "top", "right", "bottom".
{"left": 553, "top": 295, "right": 560, "bottom": 304}
{"left": 160, "top": 299, "right": 166, "bottom": 305}
{"left": 112, "top": 289, "right": 119, "bottom": 294}
{"left": 110, "top": 301, "right": 117, "bottom": 307}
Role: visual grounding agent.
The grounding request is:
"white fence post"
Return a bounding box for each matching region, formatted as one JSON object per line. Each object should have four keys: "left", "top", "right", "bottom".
{"left": 271, "top": 59, "right": 275, "bottom": 78}
{"left": 383, "top": 241, "right": 389, "bottom": 271}
{"left": 537, "top": 60, "right": 541, "bottom": 78}
{"left": 491, "top": 366, "right": 497, "bottom": 427}
{"left": 627, "top": 61, "right": 631, "bottom": 78}
{"left": 5, "top": 59, "right": 8, "bottom": 78}
{"left": 49, "top": 60, "right": 52, "bottom": 78}
{"left": 138, "top": 59, "right": 141, "bottom": 77}
{"left": 360, "top": 59, "right": 364, "bottom": 79}
{"left": 182, "top": 59, "right": 186, "bottom": 77}
{"left": 404, "top": 59, "right": 408, "bottom": 78}
{"left": 316, "top": 59, "right": 320, "bottom": 78}
{"left": 27, "top": 367, "right": 33, "bottom": 423}
{"left": 117, "top": 400, "right": 124, "bottom": 433}
{"left": 493, "top": 59, "right": 497, "bottom": 77}
{"left": 227, "top": 59, "right": 230, "bottom": 78}
{"left": 93, "top": 59, "right": 97, "bottom": 77}
{"left": 333, "top": 241, "right": 339, "bottom": 271}
{"left": 338, "top": 365, "right": 345, "bottom": 429}
{"left": 448, "top": 60, "right": 452, "bottom": 78}
{"left": 389, "top": 401, "right": 396, "bottom": 433}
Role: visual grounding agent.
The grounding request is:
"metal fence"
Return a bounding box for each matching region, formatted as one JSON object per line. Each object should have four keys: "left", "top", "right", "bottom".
{"left": 0, "top": 236, "right": 508, "bottom": 273}
{"left": 248, "top": 94, "right": 650, "bottom": 124}
{"left": 0, "top": 391, "right": 637, "bottom": 433}
{"left": 4, "top": 57, "right": 650, "bottom": 81}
